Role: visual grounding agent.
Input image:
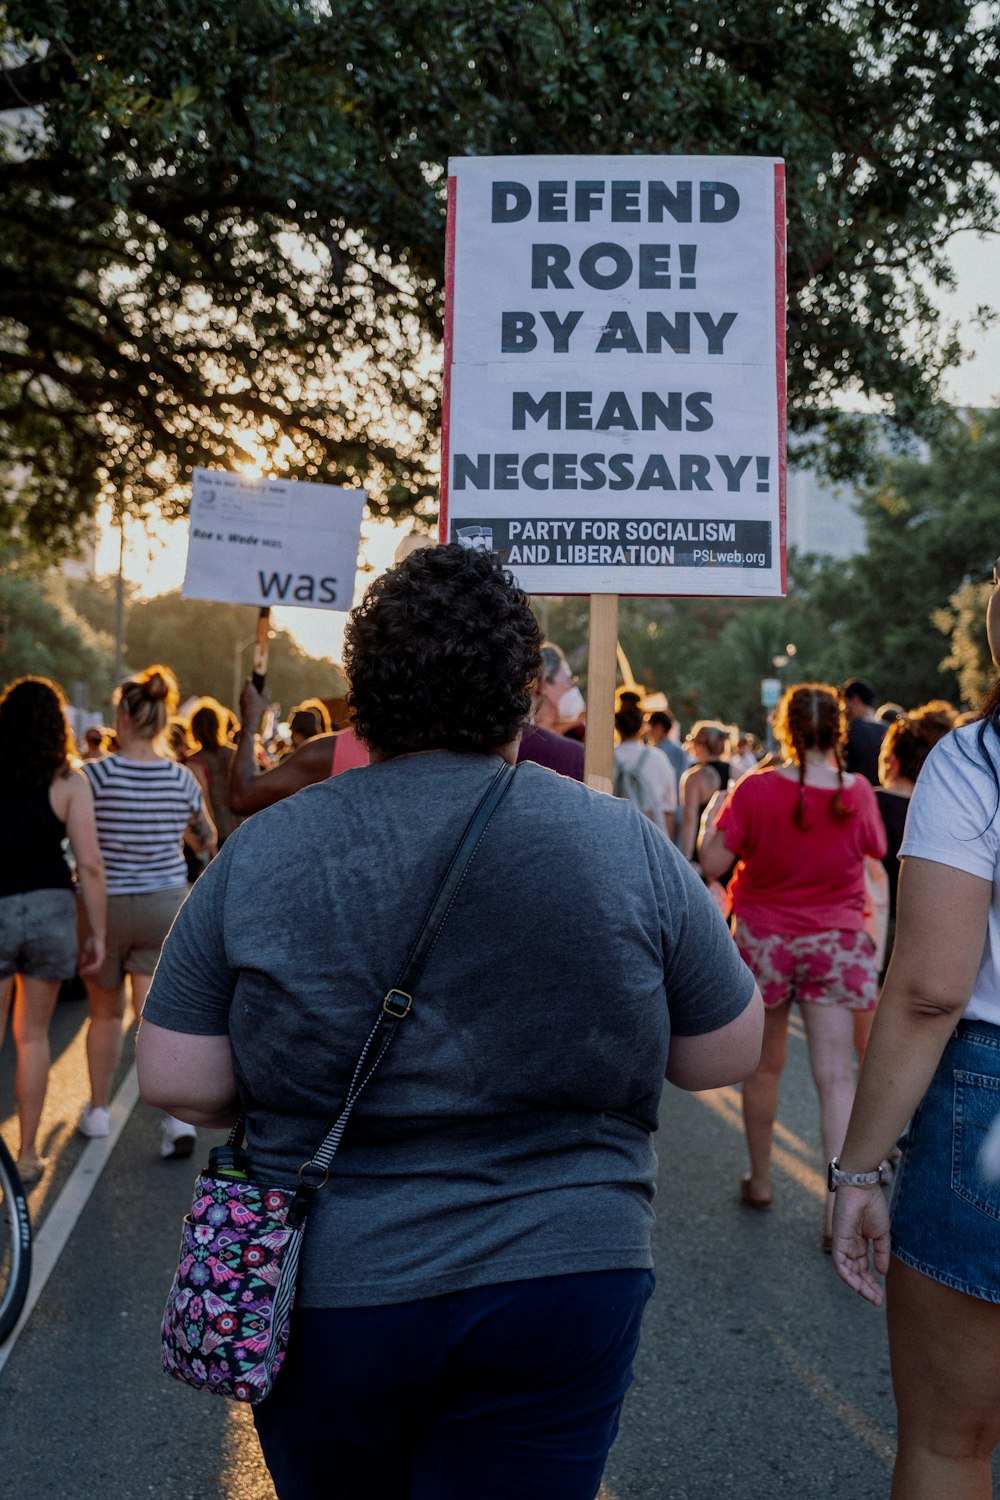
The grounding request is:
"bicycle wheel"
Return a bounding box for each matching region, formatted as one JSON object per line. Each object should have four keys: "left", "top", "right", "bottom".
{"left": 0, "top": 1132, "right": 31, "bottom": 1342}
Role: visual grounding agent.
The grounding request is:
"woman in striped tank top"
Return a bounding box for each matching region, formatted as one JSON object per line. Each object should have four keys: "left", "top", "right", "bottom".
{"left": 79, "top": 664, "right": 215, "bottom": 1159}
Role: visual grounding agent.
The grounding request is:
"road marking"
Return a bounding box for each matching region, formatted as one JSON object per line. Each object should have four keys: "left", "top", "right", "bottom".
{"left": 0, "top": 1065, "right": 139, "bottom": 1375}
{"left": 758, "top": 1319, "right": 893, "bottom": 1463}
{"left": 0, "top": 1002, "right": 100, "bottom": 1143}
{"left": 696, "top": 1085, "right": 826, "bottom": 1200}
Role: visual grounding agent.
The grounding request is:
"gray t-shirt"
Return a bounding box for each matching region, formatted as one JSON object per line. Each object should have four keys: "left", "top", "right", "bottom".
{"left": 145, "top": 752, "right": 754, "bottom": 1306}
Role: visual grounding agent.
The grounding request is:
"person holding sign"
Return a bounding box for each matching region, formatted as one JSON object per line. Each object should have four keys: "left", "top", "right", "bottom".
{"left": 229, "top": 688, "right": 368, "bottom": 815}
{"left": 138, "top": 542, "right": 762, "bottom": 1500}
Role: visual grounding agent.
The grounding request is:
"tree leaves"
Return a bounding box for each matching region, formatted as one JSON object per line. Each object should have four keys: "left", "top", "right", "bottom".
{"left": 1, "top": 0, "right": 998, "bottom": 552}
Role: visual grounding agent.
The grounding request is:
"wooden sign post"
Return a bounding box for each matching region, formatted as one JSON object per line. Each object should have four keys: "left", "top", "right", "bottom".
{"left": 584, "top": 595, "right": 619, "bottom": 792}
{"left": 251, "top": 606, "right": 272, "bottom": 690}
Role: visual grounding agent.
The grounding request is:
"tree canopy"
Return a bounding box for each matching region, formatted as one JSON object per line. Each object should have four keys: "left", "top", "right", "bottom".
{"left": 0, "top": 557, "right": 116, "bottom": 701}
{"left": 542, "top": 408, "right": 1000, "bottom": 729}
{"left": 2, "top": 0, "right": 998, "bottom": 553}
{"left": 801, "top": 405, "right": 1000, "bottom": 707}
{"left": 0, "top": 559, "right": 346, "bottom": 714}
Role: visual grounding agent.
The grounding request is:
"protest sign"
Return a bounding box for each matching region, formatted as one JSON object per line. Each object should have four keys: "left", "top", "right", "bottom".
{"left": 183, "top": 469, "right": 365, "bottom": 610}
{"left": 441, "top": 155, "right": 786, "bottom": 597}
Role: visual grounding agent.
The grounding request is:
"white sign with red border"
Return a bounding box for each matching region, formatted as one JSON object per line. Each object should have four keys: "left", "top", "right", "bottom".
{"left": 183, "top": 468, "right": 365, "bottom": 611}
{"left": 440, "top": 155, "right": 786, "bottom": 596}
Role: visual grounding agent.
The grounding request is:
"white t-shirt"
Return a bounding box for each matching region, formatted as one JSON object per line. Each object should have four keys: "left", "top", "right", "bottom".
{"left": 613, "top": 740, "right": 678, "bottom": 821}
{"left": 900, "top": 723, "right": 1000, "bottom": 1025}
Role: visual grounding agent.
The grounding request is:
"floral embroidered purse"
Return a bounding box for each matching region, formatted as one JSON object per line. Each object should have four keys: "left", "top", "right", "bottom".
{"left": 160, "top": 762, "right": 515, "bottom": 1404}
{"left": 160, "top": 1169, "right": 307, "bottom": 1403}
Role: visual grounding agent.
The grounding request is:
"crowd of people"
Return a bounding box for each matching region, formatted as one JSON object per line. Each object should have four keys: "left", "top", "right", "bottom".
{"left": 3, "top": 541, "right": 1000, "bottom": 1496}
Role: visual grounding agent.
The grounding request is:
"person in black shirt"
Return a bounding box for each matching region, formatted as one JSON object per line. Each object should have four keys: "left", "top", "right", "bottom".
{"left": 842, "top": 679, "right": 886, "bottom": 785}
{"left": 0, "top": 676, "right": 106, "bottom": 1183}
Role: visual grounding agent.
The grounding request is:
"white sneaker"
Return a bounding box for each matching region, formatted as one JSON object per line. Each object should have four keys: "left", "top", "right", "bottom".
{"left": 77, "top": 1104, "right": 111, "bottom": 1139}
{"left": 160, "top": 1115, "right": 197, "bottom": 1160}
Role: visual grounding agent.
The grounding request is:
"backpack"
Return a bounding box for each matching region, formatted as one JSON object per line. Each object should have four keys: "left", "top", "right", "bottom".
{"left": 613, "top": 746, "right": 656, "bottom": 813}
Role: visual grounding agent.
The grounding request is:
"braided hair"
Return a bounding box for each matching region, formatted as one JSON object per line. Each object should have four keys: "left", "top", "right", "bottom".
{"left": 772, "top": 682, "right": 851, "bottom": 829}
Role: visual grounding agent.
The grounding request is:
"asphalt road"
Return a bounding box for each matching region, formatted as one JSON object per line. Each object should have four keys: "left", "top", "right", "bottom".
{"left": 0, "top": 994, "right": 923, "bottom": 1499}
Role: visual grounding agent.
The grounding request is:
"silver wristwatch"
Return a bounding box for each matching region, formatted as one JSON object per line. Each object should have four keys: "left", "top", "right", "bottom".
{"left": 827, "top": 1157, "right": 884, "bottom": 1192}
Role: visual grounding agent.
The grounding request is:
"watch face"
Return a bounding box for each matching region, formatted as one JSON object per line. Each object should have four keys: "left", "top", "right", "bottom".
{"left": 827, "top": 1160, "right": 837, "bottom": 1192}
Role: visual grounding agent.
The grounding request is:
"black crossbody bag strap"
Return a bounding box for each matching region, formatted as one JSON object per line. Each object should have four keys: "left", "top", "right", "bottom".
{"left": 228, "top": 760, "right": 516, "bottom": 1220}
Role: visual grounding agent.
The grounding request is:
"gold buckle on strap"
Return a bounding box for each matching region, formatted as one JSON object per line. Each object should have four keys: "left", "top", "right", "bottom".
{"left": 382, "top": 989, "right": 412, "bottom": 1018}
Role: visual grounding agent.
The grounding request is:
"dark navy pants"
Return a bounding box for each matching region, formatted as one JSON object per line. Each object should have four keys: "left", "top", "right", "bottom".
{"left": 253, "top": 1268, "right": 654, "bottom": 1499}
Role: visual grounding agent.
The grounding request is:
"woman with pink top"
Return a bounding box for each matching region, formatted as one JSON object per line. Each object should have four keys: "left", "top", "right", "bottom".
{"left": 699, "top": 682, "right": 886, "bottom": 1248}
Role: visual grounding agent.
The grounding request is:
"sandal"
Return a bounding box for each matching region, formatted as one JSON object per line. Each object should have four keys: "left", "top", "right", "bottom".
{"left": 739, "top": 1174, "right": 772, "bottom": 1210}
{"left": 16, "top": 1155, "right": 48, "bottom": 1186}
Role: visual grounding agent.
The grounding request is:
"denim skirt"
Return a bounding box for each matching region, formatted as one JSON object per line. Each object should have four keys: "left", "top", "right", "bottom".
{"left": 891, "top": 1018, "right": 1000, "bottom": 1303}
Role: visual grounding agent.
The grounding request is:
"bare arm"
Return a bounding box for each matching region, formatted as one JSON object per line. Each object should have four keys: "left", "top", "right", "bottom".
{"left": 665, "top": 984, "right": 764, "bottom": 1090}
{"left": 663, "top": 809, "right": 675, "bottom": 841}
{"left": 678, "top": 766, "right": 718, "bottom": 859}
{"left": 230, "top": 679, "right": 334, "bottom": 814}
{"left": 832, "top": 856, "right": 991, "bottom": 1305}
{"left": 696, "top": 788, "right": 737, "bottom": 879}
{"left": 186, "top": 758, "right": 216, "bottom": 833}
{"left": 136, "top": 1020, "right": 239, "bottom": 1128}
{"left": 185, "top": 802, "right": 217, "bottom": 855}
{"left": 698, "top": 824, "right": 735, "bottom": 879}
{"left": 60, "top": 769, "right": 106, "bottom": 976}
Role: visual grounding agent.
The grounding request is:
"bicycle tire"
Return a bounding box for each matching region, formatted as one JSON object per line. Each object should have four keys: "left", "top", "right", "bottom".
{"left": 0, "top": 1132, "right": 31, "bottom": 1342}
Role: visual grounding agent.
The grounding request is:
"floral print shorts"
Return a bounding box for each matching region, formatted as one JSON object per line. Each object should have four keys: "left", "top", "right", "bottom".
{"left": 732, "top": 918, "right": 878, "bottom": 1011}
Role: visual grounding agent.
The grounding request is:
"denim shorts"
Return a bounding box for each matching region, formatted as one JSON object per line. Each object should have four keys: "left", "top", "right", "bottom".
{"left": 891, "top": 1018, "right": 1000, "bottom": 1303}
{"left": 0, "top": 887, "right": 78, "bottom": 982}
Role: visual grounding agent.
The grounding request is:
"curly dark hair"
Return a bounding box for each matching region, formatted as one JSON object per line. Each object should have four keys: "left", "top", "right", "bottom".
{"left": 0, "top": 676, "right": 73, "bottom": 790}
{"left": 344, "top": 543, "right": 542, "bottom": 756}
